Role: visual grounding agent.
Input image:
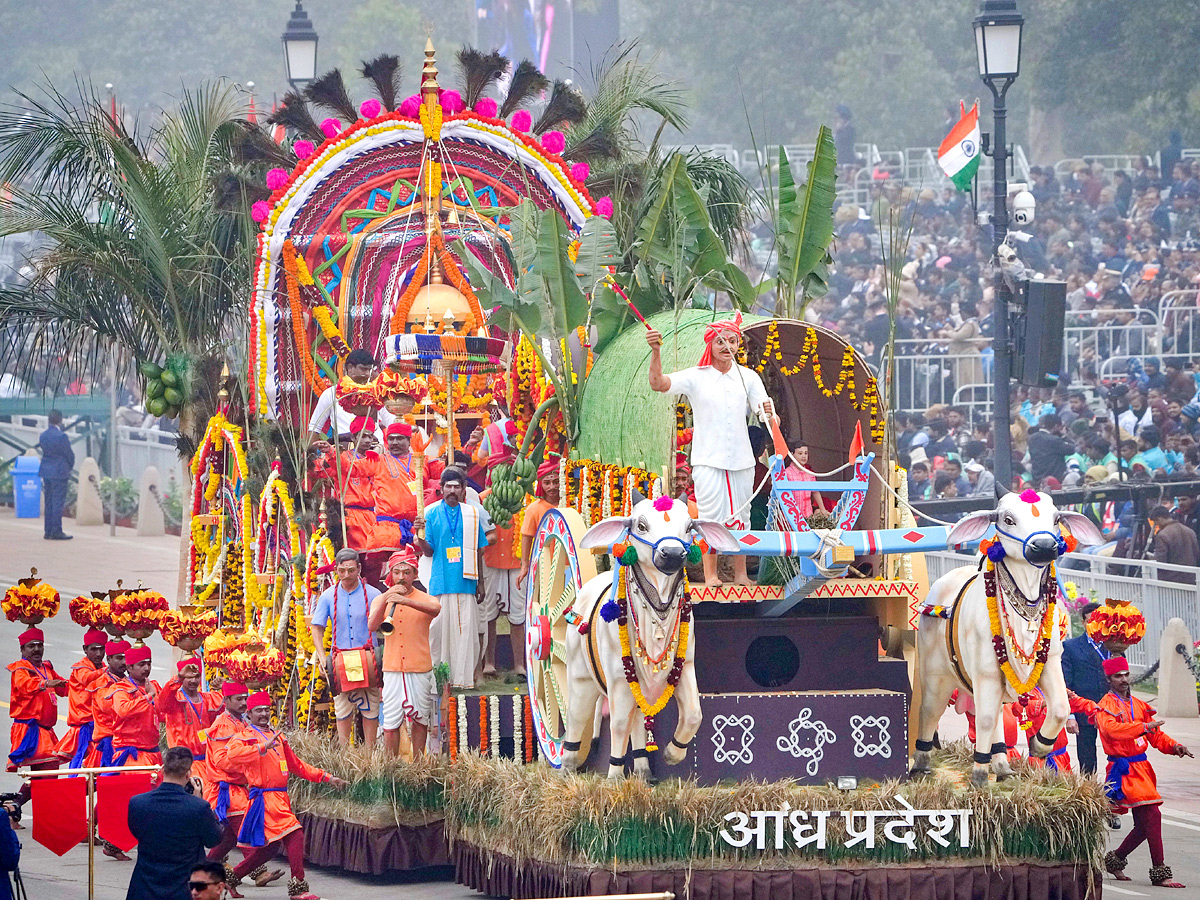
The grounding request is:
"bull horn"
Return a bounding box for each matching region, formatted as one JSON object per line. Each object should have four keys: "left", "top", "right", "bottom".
{"left": 629, "top": 485, "right": 647, "bottom": 506}
{"left": 995, "top": 483, "right": 1011, "bottom": 500}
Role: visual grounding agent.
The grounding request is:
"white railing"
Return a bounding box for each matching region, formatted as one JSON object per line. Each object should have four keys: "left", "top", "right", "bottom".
{"left": 924, "top": 550, "right": 1200, "bottom": 672}
{"left": 1052, "top": 154, "right": 1157, "bottom": 179}
{"left": 884, "top": 340, "right": 991, "bottom": 413}
{"left": 0, "top": 418, "right": 179, "bottom": 483}
{"left": 1062, "top": 307, "right": 1162, "bottom": 378}
{"left": 1159, "top": 290, "right": 1200, "bottom": 360}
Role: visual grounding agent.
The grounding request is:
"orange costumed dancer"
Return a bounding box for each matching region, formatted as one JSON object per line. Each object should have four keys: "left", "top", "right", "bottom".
{"left": 7, "top": 627, "right": 67, "bottom": 802}
{"left": 225, "top": 692, "right": 347, "bottom": 900}
{"left": 84, "top": 640, "right": 129, "bottom": 769}
{"left": 53, "top": 627, "right": 107, "bottom": 768}
{"left": 1011, "top": 687, "right": 1098, "bottom": 771}
{"left": 157, "top": 658, "right": 223, "bottom": 783}
{"left": 374, "top": 422, "right": 420, "bottom": 549}
{"left": 1099, "top": 656, "right": 1192, "bottom": 888}
{"left": 108, "top": 646, "right": 163, "bottom": 767}
{"left": 312, "top": 416, "right": 381, "bottom": 550}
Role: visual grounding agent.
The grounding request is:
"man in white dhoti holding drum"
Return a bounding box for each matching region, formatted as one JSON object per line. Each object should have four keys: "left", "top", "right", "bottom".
{"left": 647, "top": 312, "right": 774, "bottom": 586}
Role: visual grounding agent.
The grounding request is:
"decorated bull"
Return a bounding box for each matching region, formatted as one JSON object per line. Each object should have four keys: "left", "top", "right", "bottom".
{"left": 910, "top": 488, "right": 1103, "bottom": 786}
{"left": 556, "top": 490, "right": 739, "bottom": 778}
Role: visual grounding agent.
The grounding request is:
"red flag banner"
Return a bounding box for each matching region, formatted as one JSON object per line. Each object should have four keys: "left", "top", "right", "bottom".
{"left": 96, "top": 772, "right": 154, "bottom": 852}
{"left": 31, "top": 778, "right": 88, "bottom": 856}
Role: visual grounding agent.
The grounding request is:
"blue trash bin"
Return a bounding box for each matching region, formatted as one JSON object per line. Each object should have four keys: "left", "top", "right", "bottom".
{"left": 12, "top": 456, "right": 41, "bottom": 519}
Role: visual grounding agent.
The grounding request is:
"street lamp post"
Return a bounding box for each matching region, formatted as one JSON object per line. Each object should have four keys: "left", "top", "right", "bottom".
{"left": 974, "top": 0, "right": 1024, "bottom": 492}
{"left": 282, "top": 1, "right": 319, "bottom": 92}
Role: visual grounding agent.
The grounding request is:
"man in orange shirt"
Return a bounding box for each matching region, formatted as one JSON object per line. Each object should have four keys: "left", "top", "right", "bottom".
{"left": 516, "top": 458, "right": 561, "bottom": 591}
{"left": 54, "top": 627, "right": 107, "bottom": 768}
{"left": 225, "top": 692, "right": 347, "bottom": 900}
{"left": 109, "top": 646, "right": 163, "bottom": 767}
{"left": 480, "top": 448, "right": 526, "bottom": 677}
{"left": 312, "top": 416, "right": 381, "bottom": 550}
{"left": 1099, "top": 656, "right": 1192, "bottom": 888}
{"left": 7, "top": 627, "right": 67, "bottom": 803}
{"left": 369, "top": 547, "right": 441, "bottom": 756}
{"left": 84, "top": 640, "right": 129, "bottom": 769}
{"left": 374, "top": 423, "right": 420, "bottom": 549}
{"left": 157, "top": 658, "right": 223, "bottom": 784}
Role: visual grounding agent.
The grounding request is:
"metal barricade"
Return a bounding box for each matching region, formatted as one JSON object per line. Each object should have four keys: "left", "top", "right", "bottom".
{"left": 885, "top": 340, "right": 989, "bottom": 413}
{"left": 1159, "top": 289, "right": 1200, "bottom": 361}
{"left": 923, "top": 550, "right": 1200, "bottom": 672}
{"left": 1062, "top": 307, "right": 1162, "bottom": 378}
{"left": 1052, "top": 154, "right": 1154, "bottom": 180}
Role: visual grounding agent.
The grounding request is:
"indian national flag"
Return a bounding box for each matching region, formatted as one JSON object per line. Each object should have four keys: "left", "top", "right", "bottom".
{"left": 938, "top": 101, "right": 981, "bottom": 192}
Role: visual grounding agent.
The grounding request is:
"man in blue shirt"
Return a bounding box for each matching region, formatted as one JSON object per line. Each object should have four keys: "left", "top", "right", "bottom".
{"left": 310, "top": 548, "right": 382, "bottom": 748}
{"left": 37, "top": 409, "right": 74, "bottom": 540}
{"left": 415, "top": 468, "right": 493, "bottom": 688}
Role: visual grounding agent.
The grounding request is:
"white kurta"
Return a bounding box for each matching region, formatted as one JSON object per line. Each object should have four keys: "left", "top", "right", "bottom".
{"left": 307, "top": 384, "right": 395, "bottom": 438}
{"left": 668, "top": 363, "right": 769, "bottom": 528}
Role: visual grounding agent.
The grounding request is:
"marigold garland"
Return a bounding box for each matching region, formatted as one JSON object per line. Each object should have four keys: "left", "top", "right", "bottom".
{"left": 984, "top": 558, "right": 1057, "bottom": 701}
{"left": 479, "top": 696, "right": 488, "bottom": 756}
{"left": 1086, "top": 597, "right": 1146, "bottom": 646}
{"left": 523, "top": 695, "right": 534, "bottom": 763}
{"left": 3, "top": 576, "right": 60, "bottom": 624}
{"left": 282, "top": 240, "right": 332, "bottom": 393}
{"left": 448, "top": 695, "right": 458, "bottom": 761}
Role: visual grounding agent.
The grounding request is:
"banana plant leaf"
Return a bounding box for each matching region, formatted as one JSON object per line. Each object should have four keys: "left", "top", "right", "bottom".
{"left": 573, "top": 214, "right": 619, "bottom": 299}
{"left": 775, "top": 126, "right": 838, "bottom": 313}
{"left": 537, "top": 210, "right": 589, "bottom": 338}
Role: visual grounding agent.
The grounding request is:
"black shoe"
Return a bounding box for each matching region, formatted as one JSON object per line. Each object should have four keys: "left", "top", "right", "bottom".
{"left": 45, "top": 533, "right": 73, "bottom": 541}
{"left": 1109, "top": 815, "right": 1122, "bottom": 830}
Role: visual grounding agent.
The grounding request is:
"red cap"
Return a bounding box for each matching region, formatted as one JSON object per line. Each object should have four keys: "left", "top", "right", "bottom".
{"left": 1103, "top": 657, "right": 1130, "bottom": 676}
{"left": 386, "top": 422, "right": 413, "bottom": 438}
{"left": 105, "top": 640, "right": 131, "bottom": 656}
{"left": 18, "top": 628, "right": 44, "bottom": 646}
{"left": 384, "top": 547, "right": 419, "bottom": 584}
{"left": 246, "top": 691, "right": 271, "bottom": 709}
{"left": 221, "top": 682, "right": 247, "bottom": 698}
{"left": 349, "top": 415, "right": 375, "bottom": 435}
{"left": 177, "top": 658, "right": 201, "bottom": 674}
{"left": 125, "top": 646, "right": 151, "bottom": 666}
{"left": 83, "top": 628, "right": 107, "bottom": 647}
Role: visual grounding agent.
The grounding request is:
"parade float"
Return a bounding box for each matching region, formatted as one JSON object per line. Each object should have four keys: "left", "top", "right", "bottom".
{"left": 151, "top": 40, "right": 1110, "bottom": 897}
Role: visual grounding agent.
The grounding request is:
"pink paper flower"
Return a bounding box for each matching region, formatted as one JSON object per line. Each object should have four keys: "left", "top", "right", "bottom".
{"left": 250, "top": 201, "right": 271, "bottom": 223}
{"left": 541, "top": 130, "right": 565, "bottom": 154}
{"left": 474, "top": 98, "right": 498, "bottom": 118}
{"left": 440, "top": 89, "right": 464, "bottom": 114}
{"left": 320, "top": 118, "right": 341, "bottom": 138}
{"left": 265, "top": 168, "right": 288, "bottom": 191}
{"left": 359, "top": 98, "right": 382, "bottom": 119}
{"left": 293, "top": 140, "right": 314, "bottom": 159}
{"left": 595, "top": 196, "right": 614, "bottom": 219}
{"left": 1019, "top": 488, "right": 1041, "bottom": 504}
{"left": 398, "top": 95, "right": 421, "bottom": 118}
{"left": 511, "top": 110, "right": 532, "bottom": 132}
{"left": 571, "top": 162, "right": 590, "bottom": 182}
{"left": 652, "top": 495, "right": 674, "bottom": 512}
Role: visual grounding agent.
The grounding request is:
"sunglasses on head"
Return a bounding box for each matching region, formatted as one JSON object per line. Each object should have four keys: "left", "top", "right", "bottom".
{"left": 189, "top": 881, "right": 218, "bottom": 891}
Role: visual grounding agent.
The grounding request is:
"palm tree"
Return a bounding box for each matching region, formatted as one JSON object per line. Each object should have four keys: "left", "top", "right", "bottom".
{"left": 0, "top": 80, "right": 258, "bottom": 447}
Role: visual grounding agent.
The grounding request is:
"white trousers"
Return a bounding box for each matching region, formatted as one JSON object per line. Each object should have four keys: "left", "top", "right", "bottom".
{"left": 430, "top": 592, "right": 479, "bottom": 688}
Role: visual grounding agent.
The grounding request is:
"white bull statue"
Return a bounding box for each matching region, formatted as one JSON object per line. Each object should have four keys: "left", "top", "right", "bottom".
{"left": 560, "top": 489, "right": 739, "bottom": 778}
{"left": 911, "top": 488, "right": 1103, "bottom": 786}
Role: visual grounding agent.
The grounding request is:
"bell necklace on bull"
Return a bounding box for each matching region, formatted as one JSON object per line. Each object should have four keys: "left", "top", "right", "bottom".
{"left": 979, "top": 488, "right": 1073, "bottom": 705}
{"left": 599, "top": 489, "right": 704, "bottom": 752}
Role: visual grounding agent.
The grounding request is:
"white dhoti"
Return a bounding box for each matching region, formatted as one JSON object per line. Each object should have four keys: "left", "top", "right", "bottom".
{"left": 482, "top": 566, "right": 525, "bottom": 626}
{"left": 692, "top": 464, "right": 754, "bottom": 530}
{"left": 381, "top": 669, "right": 435, "bottom": 728}
{"left": 431, "top": 592, "right": 479, "bottom": 688}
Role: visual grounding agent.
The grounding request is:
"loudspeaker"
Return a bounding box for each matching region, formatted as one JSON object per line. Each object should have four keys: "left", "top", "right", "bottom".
{"left": 1014, "top": 280, "right": 1066, "bottom": 387}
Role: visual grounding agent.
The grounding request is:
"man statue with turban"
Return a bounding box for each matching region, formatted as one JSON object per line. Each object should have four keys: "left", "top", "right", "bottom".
{"left": 647, "top": 313, "right": 774, "bottom": 586}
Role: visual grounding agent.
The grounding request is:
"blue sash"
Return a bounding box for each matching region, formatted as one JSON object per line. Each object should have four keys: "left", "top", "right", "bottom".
{"left": 214, "top": 781, "right": 232, "bottom": 824}
{"left": 110, "top": 746, "right": 159, "bottom": 767}
{"left": 69, "top": 721, "right": 96, "bottom": 770}
{"left": 94, "top": 735, "right": 114, "bottom": 767}
{"left": 237, "top": 787, "right": 287, "bottom": 846}
{"left": 1105, "top": 752, "right": 1147, "bottom": 805}
{"left": 8, "top": 719, "right": 43, "bottom": 767}
{"left": 1045, "top": 744, "right": 1067, "bottom": 771}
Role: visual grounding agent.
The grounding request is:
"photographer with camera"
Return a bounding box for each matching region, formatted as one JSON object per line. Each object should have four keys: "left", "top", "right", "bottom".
{"left": 0, "top": 794, "right": 19, "bottom": 900}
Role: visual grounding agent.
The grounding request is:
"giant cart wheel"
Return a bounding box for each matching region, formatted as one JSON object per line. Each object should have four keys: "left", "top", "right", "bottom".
{"left": 525, "top": 507, "right": 596, "bottom": 767}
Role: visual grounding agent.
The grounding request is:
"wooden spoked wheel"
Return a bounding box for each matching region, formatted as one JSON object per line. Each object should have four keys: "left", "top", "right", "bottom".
{"left": 525, "top": 507, "right": 596, "bottom": 767}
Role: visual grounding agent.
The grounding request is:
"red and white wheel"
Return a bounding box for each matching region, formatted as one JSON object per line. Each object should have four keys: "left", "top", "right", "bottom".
{"left": 524, "top": 507, "right": 595, "bottom": 768}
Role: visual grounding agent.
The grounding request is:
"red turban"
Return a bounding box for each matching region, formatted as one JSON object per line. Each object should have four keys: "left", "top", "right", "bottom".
{"left": 535, "top": 457, "right": 560, "bottom": 497}
{"left": 18, "top": 627, "right": 44, "bottom": 646}
{"left": 106, "top": 640, "right": 131, "bottom": 656}
{"left": 1102, "top": 657, "right": 1130, "bottom": 676}
{"left": 221, "top": 682, "right": 248, "bottom": 698}
{"left": 386, "top": 422, "right": 413, "bottom": 438}
{"left": 246, "top": 691, "right": 271, "bottom": 709}
{"left": 83, "top": 628, "right": 108, "bottom": 647}
{"left": 697, "top": 311, "right": 744, "bottom": 367}
{"left": 386, "top": 547, "right": 424, "bottom": 588}
{"left": 177, "top": 658, "right": 201, "bottom": 673}
{"left": 125, "top": 646, "right": 151, "bottom": 666}
{"left": 349, "top": 415, "right": 375, "bottom": 435}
